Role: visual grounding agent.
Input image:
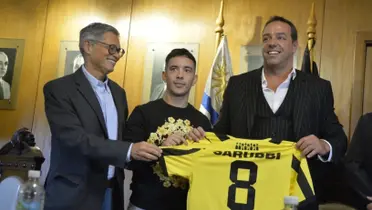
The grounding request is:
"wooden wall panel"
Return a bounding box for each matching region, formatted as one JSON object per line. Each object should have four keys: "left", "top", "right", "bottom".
{"left": 2, "top": 0, "right": 371, "bottom": 191}
{"left": 124, "top": 0, "right": 217, "bottom": 112}
{"left": 6, "top": 0, "right": 370, "bottom": 146}
{"left": 31, "top": 0, "right": 133, "bottom": 150}
{"left": 124, "top": 0, "right": 325, "bottom": 113}
{"left": 321, "top": 0, "right": 372, "bottom": 138}
{"left": 0, "top": 0, "right": 48, "bottom": 141}
{"left": 225, "top": 0, "right": 325, "bottom": 80}
{"left": 362, "top": 47, "right": 372, "bottom": 115}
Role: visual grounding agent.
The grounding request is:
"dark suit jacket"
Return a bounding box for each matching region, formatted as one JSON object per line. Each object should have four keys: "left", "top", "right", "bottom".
{"left": 214, "top": 68, "right": 347, "bottom": 196}
{"left": 43, "top": 68, "right": 130, "bottom": 210}
{"left": 344, "top": 113, "right": 372, "bottom": 209}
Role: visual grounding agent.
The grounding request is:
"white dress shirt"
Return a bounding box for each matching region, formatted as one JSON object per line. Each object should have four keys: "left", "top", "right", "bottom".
{"left": 261, "top": 68, "right": 332, "bottom": 162}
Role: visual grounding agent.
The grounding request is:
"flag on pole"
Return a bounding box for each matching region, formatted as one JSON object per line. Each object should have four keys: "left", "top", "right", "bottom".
{"left": 200, "top": 36, "right": 233, "bottom": 125}
{"left": 301, "top": 38, "right": 319, "bottom": 77}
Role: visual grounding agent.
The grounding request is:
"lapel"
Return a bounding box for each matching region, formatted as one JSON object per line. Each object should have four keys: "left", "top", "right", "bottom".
{"left": 73, "top": 68, "right": 108, "bottom": 137}
{"left": 246, "top": 68, "right": 262, "bottom": 135}
{"left": 108, "top": 81, "right": 125, "bottom": 139}
{"left": 291, "top": 70, "right": 311, "bottom": 139}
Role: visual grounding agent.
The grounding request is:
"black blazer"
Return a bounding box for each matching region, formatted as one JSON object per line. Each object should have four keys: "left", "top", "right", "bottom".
{"left": 214, "top": 68, "right": 347, "bottom": 192}
{"left": 344, "top": 113, "right": 372, "bottom": 208}
{"left": 43, "top": 68, "right": 130, "bottom": 210}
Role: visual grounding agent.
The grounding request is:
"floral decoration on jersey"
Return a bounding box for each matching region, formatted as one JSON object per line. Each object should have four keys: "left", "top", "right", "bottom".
{"left": 147, "top": 117, "right": 192, "bottom": 189}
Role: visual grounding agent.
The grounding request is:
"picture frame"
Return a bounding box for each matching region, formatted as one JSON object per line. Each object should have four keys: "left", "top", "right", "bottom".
{"left": 239, "top": 45, "right": 301, "bottom": 74}
{"left": 57, "top": 41, "right": 83, "bottom": 78}
{"left": 0, "top": 38, "right": 25, "bottom": 110}
{"left": 142, "top": 43, "right": 199, "bottom": 105}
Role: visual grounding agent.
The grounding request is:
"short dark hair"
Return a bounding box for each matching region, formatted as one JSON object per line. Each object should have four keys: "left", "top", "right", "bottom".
{"left": 264, "top": 16, "right": 298, "bottom": 42}
{"left": 79, "top": 22, "right": 120, "bottom": 55}
{"left": 165, "top": 48, "right": 196, "bottom": 69}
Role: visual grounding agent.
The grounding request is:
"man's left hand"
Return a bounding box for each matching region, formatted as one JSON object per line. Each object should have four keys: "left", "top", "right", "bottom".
{"left": 296, "top": 135, "right": 330, "bottom": 158}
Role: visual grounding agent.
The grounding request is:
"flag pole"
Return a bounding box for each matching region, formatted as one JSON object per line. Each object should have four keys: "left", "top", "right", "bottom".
{"left": 215, "top": 0, "right": 225, "bottom": 51}
{"left": 306, "top": 2, "right": 317, "bottom": 74}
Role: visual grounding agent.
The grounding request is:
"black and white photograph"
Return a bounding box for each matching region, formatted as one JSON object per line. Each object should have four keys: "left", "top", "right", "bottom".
{"left": 57, "top": 41, "right": 82, "bottom": 78}
{"left": 64, "top": 51, "right": 84, "bottom": 76}
{"left": 149, "top": 53, "right": 167, "bottom": 101}
{"left": 0, "top": 48, "right": 16, "bottom": 100}
{"left": 0, "top": 38, "right": 25, "bottom": 109}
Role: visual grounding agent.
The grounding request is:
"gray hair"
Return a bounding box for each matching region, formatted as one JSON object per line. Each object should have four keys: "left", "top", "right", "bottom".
{"left": 79, "top": 22, "right": 120, "bottom": 56}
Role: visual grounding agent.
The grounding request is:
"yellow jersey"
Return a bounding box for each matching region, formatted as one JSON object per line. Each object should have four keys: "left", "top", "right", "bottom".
{"left": 159, "top": 132, "right": 315, "bottom": 210}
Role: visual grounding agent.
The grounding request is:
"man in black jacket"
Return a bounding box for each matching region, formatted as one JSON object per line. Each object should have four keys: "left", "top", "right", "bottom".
{"left": 189, "top": 16, "right": 348, "bottom": 208}
{"left": 345, "top": 113, "right": 372, "bottom": 209}
{"left": 43, "top": 22, "right": 161, "bottom": 210}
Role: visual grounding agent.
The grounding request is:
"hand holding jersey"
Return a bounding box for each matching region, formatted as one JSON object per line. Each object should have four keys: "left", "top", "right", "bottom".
{"left": 187, "top": 126, "right": 205, "bottom": 141}
{"left": 188, "top": 127, "right": 329, "bottom": 160}
{"left": 162, "top": 133, "right": 187, "bottom": 146}
{"left": 158, "top": 132, "right": 316, "bottom": 210}
{"left": 130, "top": 141, "right": 162, "bottom": 161}
{"left": 296, "top": 135, "right": 330, "bottom": 158}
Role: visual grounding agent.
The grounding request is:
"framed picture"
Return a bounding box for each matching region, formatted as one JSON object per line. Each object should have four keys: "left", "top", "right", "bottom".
{"left": 239, "top": 45, "right": 301, "bottom": 74}
{"left": 57, "top": 41, "right": 84, "bottom": 77}
{"left": 142, "top": 43, "right": 199, "bottom": 105}
{"left": 0, "top": 38, "right": 25, "bottom": 109}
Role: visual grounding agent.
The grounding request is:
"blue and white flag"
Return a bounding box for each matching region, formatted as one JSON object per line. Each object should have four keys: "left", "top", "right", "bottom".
{"left": 200, "top": 36, "right": 233, "bottom": 125}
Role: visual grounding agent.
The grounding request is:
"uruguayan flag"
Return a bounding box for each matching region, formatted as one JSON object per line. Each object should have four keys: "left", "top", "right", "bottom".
{"left": 200, "top": 36, "right": 233, "bottom": 125}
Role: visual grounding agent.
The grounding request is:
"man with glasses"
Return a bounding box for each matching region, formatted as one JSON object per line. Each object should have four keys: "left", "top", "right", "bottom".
{"left": 43, "top": 22, "right": 162, "bottom": 210}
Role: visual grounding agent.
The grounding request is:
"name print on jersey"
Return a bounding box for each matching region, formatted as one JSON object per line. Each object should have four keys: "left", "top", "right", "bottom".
{"left": 214, "top": 141, "right": 281, "bottom": 159}
{"left": 213, "top": 150, "right": 281, "bottom": 159}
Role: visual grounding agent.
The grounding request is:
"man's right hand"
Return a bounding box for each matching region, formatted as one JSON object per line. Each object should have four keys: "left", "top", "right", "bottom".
{"left": 131, "top": 142, "right": 162, "bottom": 161}
{"left": 187, "top": 126, "right": 206, "bottom": 141}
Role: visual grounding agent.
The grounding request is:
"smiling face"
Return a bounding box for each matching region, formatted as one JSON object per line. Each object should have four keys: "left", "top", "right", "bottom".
{"left": 262, "top": 21, "right": 298, "bottom": 69}
{"left": 91, "top": 32, "right": 120, "bottom": 74}
{"left": 83, "top": 31, "right": 121, "bottom": 78}
{"left": 162, "top": 55, "right": 197, "bottom": 97}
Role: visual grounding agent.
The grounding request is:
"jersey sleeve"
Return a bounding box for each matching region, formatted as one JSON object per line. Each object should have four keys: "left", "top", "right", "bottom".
{"left": 159, "top": 147, "right": 200, "bottom": 179}
{"left": 290, "top": 152, "right": 317, "bottom": 207}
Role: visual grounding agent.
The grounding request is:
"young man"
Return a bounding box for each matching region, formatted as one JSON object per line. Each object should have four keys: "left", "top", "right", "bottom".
{"left": 189, "top": 16, "right": 347, "bottom": 207}
{"left": 43, "top": 22, "right": 161, "bottom": 210}
{"left": 125, "top": 48, "right": 212, "bottom": 210}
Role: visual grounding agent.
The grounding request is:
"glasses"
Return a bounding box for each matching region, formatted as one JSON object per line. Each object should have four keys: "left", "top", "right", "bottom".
{"left": 88, "top": 40, "right": 125, "bottom": 57}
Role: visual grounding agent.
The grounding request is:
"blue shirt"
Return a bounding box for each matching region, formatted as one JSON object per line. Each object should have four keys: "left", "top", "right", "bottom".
{"left": 82, "top": 66, "right": 118, "bottom": 179}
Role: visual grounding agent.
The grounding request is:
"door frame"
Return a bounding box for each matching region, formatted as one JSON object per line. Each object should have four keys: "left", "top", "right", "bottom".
{"left": 349, "top": 32, "right": 372, "bottom": 138}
